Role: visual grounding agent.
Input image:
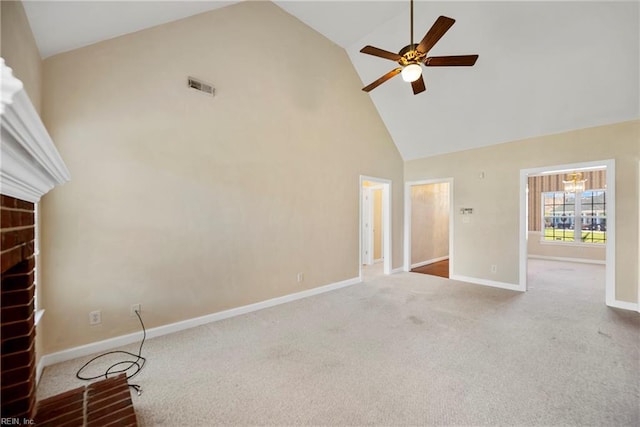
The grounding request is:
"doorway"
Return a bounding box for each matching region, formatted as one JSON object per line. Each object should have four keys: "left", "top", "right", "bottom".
{"left": 360, "top": 176, "right": 392, "bottom": 279}
{"left": 404, "top": 179, "right": 454, "bottom": 278}
{"left": 519, "top": 160, "right": 615, "bottom": 306}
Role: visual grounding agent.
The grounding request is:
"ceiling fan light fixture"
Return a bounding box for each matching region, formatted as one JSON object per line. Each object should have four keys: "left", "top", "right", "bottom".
{"left": 401, "top": 63, "right": 422, "bottom": 82}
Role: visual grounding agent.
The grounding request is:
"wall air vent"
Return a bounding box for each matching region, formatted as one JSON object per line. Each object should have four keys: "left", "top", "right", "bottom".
{"left": 188, "top": 77, "right": 215, "bottom": 97}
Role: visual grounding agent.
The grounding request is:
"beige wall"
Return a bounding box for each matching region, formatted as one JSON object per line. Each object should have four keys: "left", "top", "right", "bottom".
{"left": 39, "top": 1, "right": 404, "bottom": 353}
{"left": 528, "top": 231, "right": 605, "bottom": 262}
{"left": 405, "top": 120, "right": 639, "bottom": 303}
{"left": 411, "top": 183, "right": 450, "bottom": 266}
{"left": 0, "top": 0, "right": 42, "bottom": 113}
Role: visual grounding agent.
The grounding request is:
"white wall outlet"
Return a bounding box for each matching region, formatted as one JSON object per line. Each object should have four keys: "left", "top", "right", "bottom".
{"left": 491, "top": 265, "right": 498, "bottom": 274}
{"left": 130, "top": 303, "right": 141, "bottom": 317}
{"left": 89, "top": 310, "right": 101, "bottom": 325}
{"left": 297, "top": 273, "right": 304, "bottom": 283}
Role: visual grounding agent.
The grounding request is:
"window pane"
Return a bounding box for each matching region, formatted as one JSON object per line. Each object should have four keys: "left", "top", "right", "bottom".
{"left": 540, "top": 190, "right": 603, "bottom": 244}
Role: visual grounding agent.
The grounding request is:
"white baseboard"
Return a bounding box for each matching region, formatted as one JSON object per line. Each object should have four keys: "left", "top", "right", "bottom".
{"left": 606, "top": 299, "right": 639, "bottom": 312}
{"left": 373, "top": 258, "right": 383, "bottom": 264}
{"left": 411, "top": 256, "right": 449, "bottom": 270}
{"left": 451, "top": 274, "right": 524, "bottom": 292}
{"left": 391, "top": 267, "right": 404, "bottom": 274}
{"left": 40, "top": 276, "right": 361, "bottom": 369}
{"left": 528, "top": 255, "right": 605, "bottom": 265}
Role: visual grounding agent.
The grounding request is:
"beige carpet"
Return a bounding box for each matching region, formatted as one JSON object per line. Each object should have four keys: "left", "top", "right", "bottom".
{"left": 37, "top": 260, "right": 639, "bottom": 426}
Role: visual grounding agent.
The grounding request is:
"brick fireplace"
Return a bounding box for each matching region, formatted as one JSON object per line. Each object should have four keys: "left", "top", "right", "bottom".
{"left": 1, "top": 195, "right": 37, "bottom": 419}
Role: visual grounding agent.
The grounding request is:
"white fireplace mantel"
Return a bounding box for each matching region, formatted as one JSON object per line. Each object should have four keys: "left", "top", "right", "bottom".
{"left": 1, "top": 58, "right": 70, "bottom": 203}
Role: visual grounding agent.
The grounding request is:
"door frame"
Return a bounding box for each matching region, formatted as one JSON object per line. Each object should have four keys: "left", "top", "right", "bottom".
{"left": 404, "top": 178, "right": 454, "bottom": 276}
{"left": 359, "top": 176, "right": 392, "bottom": 278}
{"left": 519, "top": 159, "right": 616, "bottom": 305}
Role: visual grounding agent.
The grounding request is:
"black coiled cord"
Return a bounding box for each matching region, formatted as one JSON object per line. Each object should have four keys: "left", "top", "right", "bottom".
{"left": 76, "top": 309, "right": 147, "bottom": 395}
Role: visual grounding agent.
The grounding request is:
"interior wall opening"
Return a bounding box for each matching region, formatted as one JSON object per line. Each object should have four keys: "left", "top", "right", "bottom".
{"left": 520, "top": 161, "right": 615, "bottom": 306}
{"left": 404, "top": 178, "right": 454, "bottom": 279}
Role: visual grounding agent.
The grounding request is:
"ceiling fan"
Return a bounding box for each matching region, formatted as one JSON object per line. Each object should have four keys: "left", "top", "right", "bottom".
{"left": 360, "top": 0, "right": 478, "bottom": 95}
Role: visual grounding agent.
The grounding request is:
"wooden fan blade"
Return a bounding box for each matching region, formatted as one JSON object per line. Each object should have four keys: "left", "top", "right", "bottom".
{"left": 411, "top": 75, "right": 426, "bottom": 95}
{"left": 362, "top": 68, "right": 402, "bottom": 92}
{"left": 360, "top": 45, "right": 402, "bottom": 62}
{"left": 416, "top": 16, "right": 455, "bottom": 54}
{"left": 425, "top": 55, "right": 479, "bottom": 66}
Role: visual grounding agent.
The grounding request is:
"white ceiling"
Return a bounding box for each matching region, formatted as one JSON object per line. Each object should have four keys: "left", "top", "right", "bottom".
{"left": 21, "top": 1, "right": 640, "bottom": 160}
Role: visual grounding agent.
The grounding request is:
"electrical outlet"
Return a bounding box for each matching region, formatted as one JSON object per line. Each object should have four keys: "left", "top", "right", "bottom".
{"left": 491, "top": 265, "right": 497, "bottom": 274}
{"left": 130, "top": 303, "right": 141, "bottom": 317}
{"left": 89, "top": 310, "right": 101, "bottom": 325}
{"left": 297, "top": 273, "right": 304, "bottom": 283}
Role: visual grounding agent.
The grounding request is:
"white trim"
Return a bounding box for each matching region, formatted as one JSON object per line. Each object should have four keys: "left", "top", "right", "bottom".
{"left": 40, "top": 276, "right": 361, "bottom": 369}
{"left": 0, "top": 58, "right": 23, "bottom": 114}
{"left": 404, "top": 178, "right": 454, "bottom": 278}
{"left": 34, "top": 309, "right": 45, "bottom": 325}
{"left": 528, "top": 255, "right": 605, "bottom": 265}
{"left": 451, "top": 274, "right": 523, "bottom": 292}
{"left": 391, "top": 267, "right": 404, "bottom": 274}
{"left": 520, "top": 160, "right": 615, "bottom": 305}
{"left": 373, "top": 258, "right": 383, "bottom": 264}
{"left": 360, "top": 176, "right": 392, "bottom": 276}
{"left": 411, "top": 256, "right": 449, "bottom": 269}
{"left": 608, "top": 299, "right": 639, "bottom": 312}
{"left": 0, "top": 59, "right": 70, "bottom": 202}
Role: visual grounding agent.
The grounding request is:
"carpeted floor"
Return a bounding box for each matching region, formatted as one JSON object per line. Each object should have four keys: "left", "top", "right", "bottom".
{"left": 37, "top": 260, "right": 639, "bottom": 426}
{"left": 411, "top": 259, "right": 449, "bottom": 278}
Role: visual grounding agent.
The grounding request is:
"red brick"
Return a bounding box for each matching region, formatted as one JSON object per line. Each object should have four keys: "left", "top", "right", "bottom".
{"left": 20, "top": 211, "right": 34, "bottom": 226}
{"left": 1, "top": 316, "right": 34, "bottom": 338}
{"left": 1, "top": 271, "right": 34, "bottom": 292}
{"left": 35, "top": 393, "right": 83, "bottom": 425}
{"left": 1, "top": 301, "right": 34, "bottom": 324}
{"left": 1, "top": 394, "right": 31, "bottom": 415}
{"left": 36, "top": 407, "right": 84, "bottom": 427}
{"left": 1, "top": 209, "right": 11, "bottom": 228}
{"left": 1, "top": 246, "right": 24, "bottom": 274}
{"left": 3, "top": 257, "right": 35, "bottom": 276}
{"left": 1, "top": 329, "right": 35, "bottom": 355}
{"left": 1, "top": 359, "right": 35, "bottom": 386}
{"left": 1, "top": 228, "right": 34, "bottom": 251}
{"left": 0, "top": 229, "right": 14, "bottom": 249}
{"left": 15, "top": 200, "right": 33, "bottom": 210}
{"left": 1, "top": 195, "right": 18, "bottom": 208}
{"left": 1, "top": 284, "right": 35, "bottom": 307}
{"left": 88, "top": 405, "right": 136, "bottom": 427}
{"left": 1, "top": 343, "right": 34, "bottom": 369}
{"left": 1, "top": 379, "right": 34, "bottom": 403}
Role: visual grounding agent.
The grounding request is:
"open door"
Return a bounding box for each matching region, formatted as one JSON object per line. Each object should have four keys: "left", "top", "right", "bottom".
{"left": 360, "top": 176, "right": 392, "bottom": 278}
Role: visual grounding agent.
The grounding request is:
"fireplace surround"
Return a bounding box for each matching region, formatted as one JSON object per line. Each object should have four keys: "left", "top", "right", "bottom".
{"left": 1, "top": 58, "right": 70, "bottom": 420}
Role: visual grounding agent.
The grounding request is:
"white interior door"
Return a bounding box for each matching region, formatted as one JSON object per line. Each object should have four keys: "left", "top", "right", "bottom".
{"left": 362, "top": 188, "right": 374, "bottom": 265}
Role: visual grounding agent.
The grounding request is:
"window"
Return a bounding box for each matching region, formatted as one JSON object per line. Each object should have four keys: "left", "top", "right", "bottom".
{"left": 542, "top": 190, "right": 606, "bottom": 244}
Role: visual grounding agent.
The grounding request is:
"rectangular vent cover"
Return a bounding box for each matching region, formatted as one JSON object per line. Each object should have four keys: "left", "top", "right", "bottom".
{"left": 188, "top": 77, "right": 215, "bottom": 96}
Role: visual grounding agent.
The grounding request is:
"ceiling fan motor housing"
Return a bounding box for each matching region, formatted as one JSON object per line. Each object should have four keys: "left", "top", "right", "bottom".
{"left": 398, "top": 45, "right": 426, "bottom": 66}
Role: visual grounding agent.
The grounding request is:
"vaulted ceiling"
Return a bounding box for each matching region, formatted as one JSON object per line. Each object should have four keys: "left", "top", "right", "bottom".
{"left": 22, "top": 1, "right": 640, "bottom": 160}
